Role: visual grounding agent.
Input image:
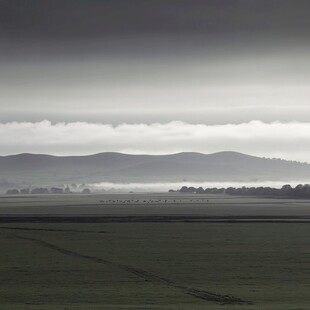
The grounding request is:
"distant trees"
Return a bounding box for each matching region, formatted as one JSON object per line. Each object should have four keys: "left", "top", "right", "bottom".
{"left": 31, "top": 188, "right": 49, "bottom": 194}
{"left": 195, "top": 187, "right": 205, "bottom": 194}
{"left": 20, "top": 188, "right": 30, "bottom": 194}
{"left": 179, "top": 186, "right": 196, "bottom": 193}
{"left": 175, "top": 184, "right": 310, "bottom": 198}
{"left": 281, "top": 184, "right": 293, "bottom": 196}
{"left": 64, "top": 186, "right": 71, "bottom": 194}
{"left": 50, "top": 187, "right": 64, "bottom": 194}
{"left": 204, "top": 187, "right": 225, "bottom": 194}
{"left": 6, "top": 189, "right": 19, "bottom": 195}
{"left": 234, "top": 184, "right": 310, "bottom": 198}
{"left": 82, "top": 188, "right": 91, "bottom": 194}
{"left": 179, "top": 186, "right": 225, "bottom": 194}
{"left": 5, "top": 186, "right": 92, "bottom": 195}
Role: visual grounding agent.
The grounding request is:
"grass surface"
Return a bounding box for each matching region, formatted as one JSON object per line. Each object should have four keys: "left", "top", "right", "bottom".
{"left": 1, "top": 222, "right": 310, "bottom": 309}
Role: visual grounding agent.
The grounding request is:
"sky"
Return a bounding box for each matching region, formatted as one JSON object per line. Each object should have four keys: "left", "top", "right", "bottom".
{"left": 1, "top": 0, "right": 310, "bottom": 161}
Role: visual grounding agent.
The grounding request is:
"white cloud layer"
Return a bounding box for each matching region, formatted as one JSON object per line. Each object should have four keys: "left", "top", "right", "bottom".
{"left": 1, "top": 120, "right": 310, "bottom": 162}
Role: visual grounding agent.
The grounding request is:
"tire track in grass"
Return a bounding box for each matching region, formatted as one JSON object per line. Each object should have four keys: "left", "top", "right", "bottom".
{"left": 0, "top": 226, "right": 107, "bottom": 234}
{"left": 3, "top": 232, "right": 250, "bottom": 305}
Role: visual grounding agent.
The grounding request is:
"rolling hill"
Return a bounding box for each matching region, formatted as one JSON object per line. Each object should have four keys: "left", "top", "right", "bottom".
{"left": 0, "top": 151, "right": 310, "bottom": 190}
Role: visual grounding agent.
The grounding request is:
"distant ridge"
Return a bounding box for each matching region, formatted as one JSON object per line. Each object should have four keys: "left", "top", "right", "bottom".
{"left": 0, "top": 151, "right": 310, "bottom": 189}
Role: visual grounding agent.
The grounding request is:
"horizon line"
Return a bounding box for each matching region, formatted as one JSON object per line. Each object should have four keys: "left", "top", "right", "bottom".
{"left": 1, "top": 151, "right": 309, "bottom": 164}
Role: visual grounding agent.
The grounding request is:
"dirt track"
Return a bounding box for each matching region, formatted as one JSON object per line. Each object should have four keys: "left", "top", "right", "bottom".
{"left": 2, "top": 230, "right": 249, "bottom": 305}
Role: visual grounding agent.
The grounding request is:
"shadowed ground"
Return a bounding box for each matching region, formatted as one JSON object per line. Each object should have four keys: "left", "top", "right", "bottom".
{"left": 1, "top": 193, "right": 310, "bottom": 221}
{"left": 1, "top": 221, "right": 310, "bottom": 309}
{"left": 0, "top": 194, "right": 310, "bottom": 309}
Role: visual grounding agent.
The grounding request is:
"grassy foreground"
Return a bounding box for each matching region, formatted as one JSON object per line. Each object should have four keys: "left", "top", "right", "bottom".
{"left": 0, "top": 222, "right": 310, "bottom": 309}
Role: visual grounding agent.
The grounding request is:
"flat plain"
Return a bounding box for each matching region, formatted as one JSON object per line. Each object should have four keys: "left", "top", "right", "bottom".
{"left": 0, "top": 194, "right": 310, "bottom": 309}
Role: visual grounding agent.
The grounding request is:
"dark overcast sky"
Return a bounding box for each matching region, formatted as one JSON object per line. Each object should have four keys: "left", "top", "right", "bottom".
{"left": 1, "top": 0, "right": 310, "bottom": 39}
{"left": 1, "top": 1, "right": 310, "bottom": 122}
{"left": 1, "top": 0, "right": 310, "bottom": 61}
{"left": 1, "top": 1, "right": 310, "bottom": 159}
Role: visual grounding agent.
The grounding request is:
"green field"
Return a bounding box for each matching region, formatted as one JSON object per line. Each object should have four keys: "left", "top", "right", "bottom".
{"left": 1, "top": 222, "right": 310, "bottom": 309}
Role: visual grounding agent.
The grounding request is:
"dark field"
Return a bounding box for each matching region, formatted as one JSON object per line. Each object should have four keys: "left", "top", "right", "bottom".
{"left": 1, "top": 193, "right": 310, "bottom": 220}
{"left": 0, "top": 194, "right": 310, "bottom": 309}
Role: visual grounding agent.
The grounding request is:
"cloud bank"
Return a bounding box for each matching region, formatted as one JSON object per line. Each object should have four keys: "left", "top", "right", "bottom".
{"left": 1, "top": 120, "right": 310, "bottom": 162}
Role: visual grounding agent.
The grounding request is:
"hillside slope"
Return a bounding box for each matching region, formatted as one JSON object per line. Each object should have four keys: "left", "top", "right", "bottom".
{"left": 0, "top": 151, "right": 310, "bottom": 188}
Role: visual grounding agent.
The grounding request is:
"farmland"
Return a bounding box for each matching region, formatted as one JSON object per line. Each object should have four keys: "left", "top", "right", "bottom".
{"left": 0, "top": 194, "right": 310, "bottom": 309}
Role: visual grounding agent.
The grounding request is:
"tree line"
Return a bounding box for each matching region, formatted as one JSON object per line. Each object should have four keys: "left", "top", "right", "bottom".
{"left": 6, "top": 187, "right": 91, "bottom": 195}
{"left": 173, "top": 184, "right": 310, "bottom": 198}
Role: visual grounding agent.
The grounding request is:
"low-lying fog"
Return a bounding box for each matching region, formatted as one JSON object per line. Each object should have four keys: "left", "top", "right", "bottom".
{"left": 87, "top": 181, "right": 310, "bottom": 193}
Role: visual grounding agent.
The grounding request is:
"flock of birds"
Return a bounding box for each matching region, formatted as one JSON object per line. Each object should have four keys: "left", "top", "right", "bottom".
{"left": 99, "top": 198, "right": 210, "bottom": 205}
